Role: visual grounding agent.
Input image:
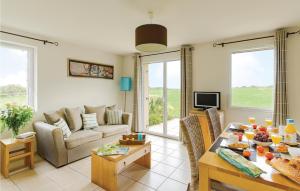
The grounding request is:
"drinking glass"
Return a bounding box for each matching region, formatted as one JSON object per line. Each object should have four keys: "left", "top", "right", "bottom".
{"left": 271, "top": 134, "right": 282, "bottom": 151}
{"left": 245, "top": 131, "right": 255, "bottom": 149}
{"left": 248, "top": 117, "right": 256, "bottom": 126}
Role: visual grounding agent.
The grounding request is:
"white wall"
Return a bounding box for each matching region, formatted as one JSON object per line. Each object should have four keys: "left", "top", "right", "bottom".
{"left": 0, "top": 27, "right": 123, "bottom": 138}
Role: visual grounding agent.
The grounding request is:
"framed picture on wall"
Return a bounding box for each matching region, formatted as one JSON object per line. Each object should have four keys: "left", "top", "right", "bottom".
{"left": 68, "top": 59, "right": 114, "bottom": 79}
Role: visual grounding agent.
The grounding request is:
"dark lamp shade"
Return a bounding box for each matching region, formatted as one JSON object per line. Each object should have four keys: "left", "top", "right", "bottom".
{"left": 120, "top": 77, "right": 132, "bottom": 91}
{"left": 135, "top": 24, "right": 167, "bottom": 52}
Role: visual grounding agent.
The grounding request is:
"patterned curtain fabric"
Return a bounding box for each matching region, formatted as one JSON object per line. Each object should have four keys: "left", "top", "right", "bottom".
{"left": 273, "top": 29, "right": 288, "bottom": 126}
{"left": 133, "top": 53, "right": 144, "bottom": 132}
{"left": 180, "top": 45, "right": 193, "bottom": 141}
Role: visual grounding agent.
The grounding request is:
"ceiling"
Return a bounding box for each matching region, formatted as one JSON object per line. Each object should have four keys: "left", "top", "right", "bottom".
{"left": 1, "top": 0, "right": 300, "bottom": 55}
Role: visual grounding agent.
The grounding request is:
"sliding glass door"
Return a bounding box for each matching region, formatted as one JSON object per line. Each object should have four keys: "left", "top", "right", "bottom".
{"left": 144, "top": 60, "right": 181, "bottom": 139}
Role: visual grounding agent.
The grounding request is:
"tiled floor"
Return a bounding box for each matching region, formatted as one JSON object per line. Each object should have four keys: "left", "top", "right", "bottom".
{"left": 0, "top": 135, "right": 190, "bottom": 191}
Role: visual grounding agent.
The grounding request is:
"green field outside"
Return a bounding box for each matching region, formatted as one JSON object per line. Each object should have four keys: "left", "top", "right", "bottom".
{"left": 232, "top": 86, "right": 273, "bottom": 109}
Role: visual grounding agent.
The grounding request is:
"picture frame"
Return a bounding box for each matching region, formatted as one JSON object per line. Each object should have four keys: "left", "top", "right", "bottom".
{"left": 68, "top": 59, "right": 114, "bottom": 79}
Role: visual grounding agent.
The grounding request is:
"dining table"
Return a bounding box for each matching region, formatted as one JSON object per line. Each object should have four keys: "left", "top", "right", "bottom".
{"left": 198, "top": 123, "right": 300, "bottom": 191}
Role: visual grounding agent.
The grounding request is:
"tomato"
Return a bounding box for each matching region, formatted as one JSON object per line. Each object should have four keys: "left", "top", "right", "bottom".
{"left": 243, "top": 150, "right": 251, "bottom": 157}
{"left": 265, "top": 152, "right": 274, "bottom": 160}
{"left": 259, "top": 126, "right": 267, "bottom": 132}
{"left": 257, "top": 146, "right": 264, "bottom": 153}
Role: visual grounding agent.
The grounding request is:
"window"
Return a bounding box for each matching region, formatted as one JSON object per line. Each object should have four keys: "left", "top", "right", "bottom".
{"left": 231, "top": 49, "right": 274, "bottom": 109}
{"left": 0, "top": 42, "right": 35, "bottom": 109}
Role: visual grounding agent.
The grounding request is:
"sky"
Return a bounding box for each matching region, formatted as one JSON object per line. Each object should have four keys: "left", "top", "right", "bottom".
{"left": 0, "top": 46, "right": 28, "bottom": 87}
{"left": 148, "top": 60, "right": 181, "bottom": 89}
{"left": 232, "top": 49, "right": 274, "bottom": 87}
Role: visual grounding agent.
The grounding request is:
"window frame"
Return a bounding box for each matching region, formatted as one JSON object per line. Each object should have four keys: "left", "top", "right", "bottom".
{"left": 0, "top": 41, "right": 37, "bottom": 110}
{"left": 229, "top": 47, "right": 275, "bottom": 111}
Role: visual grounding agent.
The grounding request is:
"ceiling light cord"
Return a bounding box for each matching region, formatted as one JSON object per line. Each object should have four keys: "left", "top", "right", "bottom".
{"left": 148, "top": 11, "right": 153, "bottom": 24}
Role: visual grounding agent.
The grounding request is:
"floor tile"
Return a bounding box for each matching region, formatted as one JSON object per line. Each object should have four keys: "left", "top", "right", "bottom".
{"left": 137, "top": 171, "right": 167, "bottom": 189}
{"left": 169, "top": 168, "right": 191, "bottom": 184}
{"left": 125, "top": 181, "right": 154, "bottom": 191}
{"left": 160, "top": 156, "right": 183, "bottom": 168}
{"left": 151, "top": 152, "right": 166, "bottom": 162}
{"left": 157, "top": 178, "right": 188, "bottom": 191}
{"left": 151, "top": 163, "right": 176, "bottom": 177}
{"left": 68, "top": 157, "right": 91, "bottom": 178}
{"left": 10, "top": 170, "right": 62, "bottom": 191}
{"left": 121, "top": 164, "right": 149, "bottom": 181}
{"left": 155, "top": 147, "right": 174, "bottom": 155}
{"left": 0, "top": 178, "right": 20, "bottom": 191}
{"left": 117, "top": 175, "right": 135, "bottom": 191}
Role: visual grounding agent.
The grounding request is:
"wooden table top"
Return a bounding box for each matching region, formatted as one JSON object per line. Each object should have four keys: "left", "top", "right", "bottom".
{"left": 0, "top": 136, "right": 35, "bottom": 146}
{"left": 92, "top": 141, "right": 151, "bottom": 162}
{"left": 199, "top": 124, "right": 300, "bottom": 191}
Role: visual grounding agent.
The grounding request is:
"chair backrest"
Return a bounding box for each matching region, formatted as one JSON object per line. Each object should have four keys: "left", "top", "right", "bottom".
{"left": 180, "top": 115, "right": 206, "bottom": 178}
{"left": 205, "top": 107, "right": 222, "bottom": 142}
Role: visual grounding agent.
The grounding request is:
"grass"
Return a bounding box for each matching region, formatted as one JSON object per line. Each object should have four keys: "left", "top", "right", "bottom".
{"left": 149, "top": 86, "right": 273, "bottom": 117}
{"left": 232, "top": 86, "right": 273, "bottom": 109}
{"left": 149, "top": 87, "right": 180, "bottom": 118}
{"left": 0, "top": 95, "right": 27, "bottom": 109}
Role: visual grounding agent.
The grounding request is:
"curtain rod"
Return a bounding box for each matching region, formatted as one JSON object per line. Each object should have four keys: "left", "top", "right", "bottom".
{"left": 0, "top": 31, "right": 59, "bottom": 46}
{"left": 139, "top": 50, "right": 180, "bottom": 58}
{"left": 213, "top": 29, "right": 300, "bottom": 47}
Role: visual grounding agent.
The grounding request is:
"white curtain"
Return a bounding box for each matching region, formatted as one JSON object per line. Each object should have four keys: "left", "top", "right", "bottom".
{"left": 180, "top": 45, "right": 193, "bottom": 141}
{"left": 273, "top": 29, "right": 288, "bottom": 126}
{"left": 133, "top": 53, "right": 144, "bottom": 132}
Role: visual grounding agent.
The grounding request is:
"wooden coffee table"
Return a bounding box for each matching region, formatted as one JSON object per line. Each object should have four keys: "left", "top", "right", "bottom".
{"left": 91, "top": 141, "right": 151, "bottom": 191}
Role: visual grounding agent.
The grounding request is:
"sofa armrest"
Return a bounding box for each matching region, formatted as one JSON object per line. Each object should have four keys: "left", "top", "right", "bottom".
{"left": 122, "top": 112, "right": 132, "bottom": 132}
{"left": 33, "top": 122, "right": 67, "bottom": 167}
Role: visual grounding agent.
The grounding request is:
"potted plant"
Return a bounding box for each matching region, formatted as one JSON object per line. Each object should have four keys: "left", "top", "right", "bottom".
{"left": 0, "top": 103, "right": 33, "bottom": 138}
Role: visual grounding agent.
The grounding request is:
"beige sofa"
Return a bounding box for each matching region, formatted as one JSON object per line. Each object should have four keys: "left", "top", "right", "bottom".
{"left": 34, "top": 112, "right": 132, "bottom": 167}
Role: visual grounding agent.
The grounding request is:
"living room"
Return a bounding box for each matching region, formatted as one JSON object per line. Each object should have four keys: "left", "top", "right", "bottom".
{"left": 1, "top": 1, "right": 300, "bottom": 191}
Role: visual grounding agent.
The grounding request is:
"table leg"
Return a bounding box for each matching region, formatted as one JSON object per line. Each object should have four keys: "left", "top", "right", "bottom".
{"left": 1, "top": 144, "right": 9, "bottom": 178}
{"left": 199, "top": 163, "right": 211, "bottom": 191}
{"left": 135, "top": 152, "right": 151, "bottom": 168}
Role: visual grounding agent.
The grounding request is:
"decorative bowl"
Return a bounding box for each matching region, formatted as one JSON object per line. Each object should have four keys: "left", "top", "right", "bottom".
{"left": 253, "top": 140, "right": 273, "bottom": 147}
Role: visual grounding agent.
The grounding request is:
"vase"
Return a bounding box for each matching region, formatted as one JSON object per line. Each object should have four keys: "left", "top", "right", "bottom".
{"left": 11, "top": 128, "right": 19, "bottom": 138}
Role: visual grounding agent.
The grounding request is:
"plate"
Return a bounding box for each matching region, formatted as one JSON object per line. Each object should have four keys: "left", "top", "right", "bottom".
{"left": 253, "top": 140, "right": 272, "bottom": 147}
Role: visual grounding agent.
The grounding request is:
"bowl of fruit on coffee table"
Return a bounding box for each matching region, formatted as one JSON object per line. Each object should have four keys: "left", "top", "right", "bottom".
{"left": 253, "top": 132, "right": 273, "bottom": 147}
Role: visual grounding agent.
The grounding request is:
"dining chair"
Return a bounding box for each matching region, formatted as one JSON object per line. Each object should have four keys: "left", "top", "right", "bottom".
{"left": 180, "top": 115, "right": 237, "bottom": 191}
{"left": 205, "top": 107, "right": 222, "bottom": 143}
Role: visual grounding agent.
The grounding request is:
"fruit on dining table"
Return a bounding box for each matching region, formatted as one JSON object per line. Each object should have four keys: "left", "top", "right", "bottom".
{"left": 257, "top": 145, "right": 265, "bottom": 153}
{"left": 258, "top": 126, "right": 267, "bottom": 132}
{"left": 243, "top": 150, "right": 251, "bottom": 157}
{"left": 234, "top": 132, "right": 243, "bottom": 141}
{"left": 265, "top": 152, "right": 274, "bottom": 160}
{"left": 254, "top": 132, "right": 272, "bottom": 143}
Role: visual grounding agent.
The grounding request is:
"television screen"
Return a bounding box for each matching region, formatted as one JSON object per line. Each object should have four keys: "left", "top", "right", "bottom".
{"left": 194, "top": 92, "right": 220, "bottom": 109}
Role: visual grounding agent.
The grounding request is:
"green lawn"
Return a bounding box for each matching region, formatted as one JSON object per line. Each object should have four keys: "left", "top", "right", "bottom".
{"left": 149, "top": 88, "right": 180, "bottom": 118}
{"left": 232, "top": 86, "right": 273, "bottom": 109}
{"left": 0, "top": 95, "right": 27, "bottom": 109}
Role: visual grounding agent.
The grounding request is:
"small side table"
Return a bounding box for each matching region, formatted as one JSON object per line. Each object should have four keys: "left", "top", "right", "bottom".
{"left": 0, "top": 136, "right": 35, "bottom": 178}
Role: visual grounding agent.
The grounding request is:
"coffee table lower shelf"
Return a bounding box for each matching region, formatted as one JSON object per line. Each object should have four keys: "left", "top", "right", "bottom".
{"left": 91, "top": 142, "right": 151, "bottom": 191}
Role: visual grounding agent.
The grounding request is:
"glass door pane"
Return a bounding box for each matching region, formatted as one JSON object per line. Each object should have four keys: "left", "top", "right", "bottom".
{"left": 166, "top": 61, "right": 181, "bottom": 137}
{"left": 147, "top": 62, "right": 164, "bottom": 135}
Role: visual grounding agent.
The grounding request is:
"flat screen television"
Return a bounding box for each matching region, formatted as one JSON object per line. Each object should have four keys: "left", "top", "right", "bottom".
{"left": 193, "top": 92, "right": 221, "bottom": 110}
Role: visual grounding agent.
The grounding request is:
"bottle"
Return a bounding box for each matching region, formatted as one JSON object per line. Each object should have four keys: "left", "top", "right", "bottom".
{"left": 284, "top": 119, "right": 297, "bottom": 145}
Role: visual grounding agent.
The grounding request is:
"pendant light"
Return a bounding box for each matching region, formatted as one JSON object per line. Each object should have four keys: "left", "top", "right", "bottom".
{"left": 135, "top": 11, "right": 167, "bottom": 52}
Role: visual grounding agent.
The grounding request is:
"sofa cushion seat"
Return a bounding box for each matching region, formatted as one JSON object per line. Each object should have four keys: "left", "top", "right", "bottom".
{"left": 64, "top": 130, "right": 102, "bottom": 149}
{"left": 92, "top": 125, "right": 128, "bottom": 138}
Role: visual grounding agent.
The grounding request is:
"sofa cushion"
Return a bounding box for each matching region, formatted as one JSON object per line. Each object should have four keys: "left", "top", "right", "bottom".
{"left": 64, "top": 130, "right": 102, "bottom": 149}
{"left": 65, "top": 107, "right": 83, "bottom": 132}
{"left": 92, "top": 125, "right": 128, "bottom": 138}
{"left": 44, "top": 108, "right": 66, "bottom": 125}
{"left": 106, "top": 109, "right": 123, "bottom": 125}
{"left": 53, "top": 118, "right": 71, "bottom": 138}
{"left": 82, "top": 113, "right": 98, "bottom": 129}
{"left": 84, "top": 105, "right": 106, "bottom": 125}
